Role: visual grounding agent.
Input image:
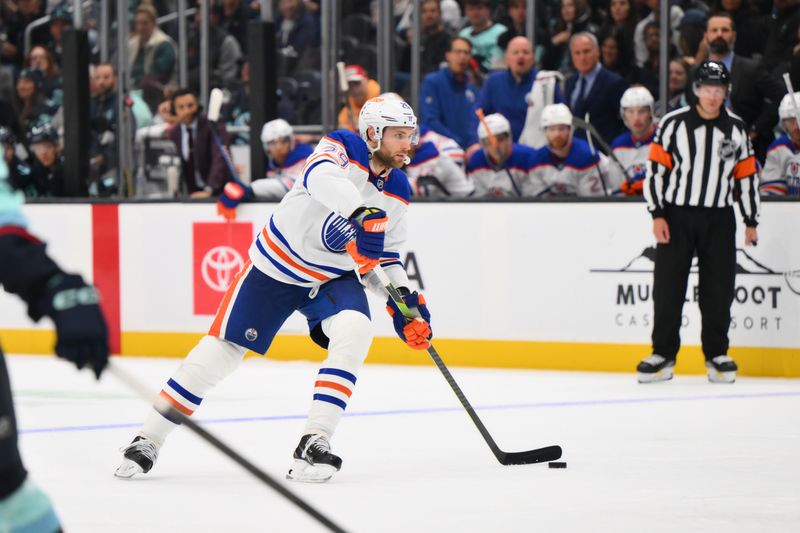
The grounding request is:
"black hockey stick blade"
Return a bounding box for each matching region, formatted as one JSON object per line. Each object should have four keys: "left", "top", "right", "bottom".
{"left": 498, "top": 445, "right": 563, "bottom": 465}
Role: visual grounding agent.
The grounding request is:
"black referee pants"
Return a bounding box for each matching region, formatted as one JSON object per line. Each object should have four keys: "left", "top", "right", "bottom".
{"left": 652, "top": 205, "right": 736, "bottom": 360}
{"left": 0, "top": 347, "right": 28, "bottom": 499}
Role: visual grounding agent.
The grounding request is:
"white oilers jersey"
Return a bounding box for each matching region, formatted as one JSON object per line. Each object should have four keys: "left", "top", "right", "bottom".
{"left": 253, "top": 143, "right": 315, "bottom": 200}
{"left": 406, "top": 141, "right": 474, "bottom": 198}
{"left": 529, "top": 138, "right": 616, "bottom": 197}
{"left": 420, "top": 126, "right": 465, "bottom": 168}
{"left": 607, "top": 128, "right": 656, "bottom": 195}
{"left": 760, "top": 135, "right": 800, "bottom": 196}
{"left": 248, "top": 130, "right": 411, "bottom": 289}
{"left": 466, "top": 143, "right": 538, "bottom": 198}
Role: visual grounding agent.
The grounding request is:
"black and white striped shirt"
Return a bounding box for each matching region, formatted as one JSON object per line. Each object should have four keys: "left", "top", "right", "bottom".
{"left": 644, "top": 105, "right": 760, "bottom": 226}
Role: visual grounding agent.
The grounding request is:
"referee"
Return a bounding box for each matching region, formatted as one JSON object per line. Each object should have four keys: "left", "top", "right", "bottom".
{"left": 637, "top": 60, "right": 760, "bottom": 384}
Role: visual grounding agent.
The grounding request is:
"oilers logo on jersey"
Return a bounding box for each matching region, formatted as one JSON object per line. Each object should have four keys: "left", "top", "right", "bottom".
{"left": 322, "top": 213, "right": 357, "bottom": 253}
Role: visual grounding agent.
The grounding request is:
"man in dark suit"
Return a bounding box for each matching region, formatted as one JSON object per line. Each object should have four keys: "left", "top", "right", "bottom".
{"left": 697, "top": 13, "right": 786, "bottom": 162}
{"left": 166, "top": 88, "right": 233, "bottom": 197}
{"left": 565, "top": 32, "right": 629, "bottom": 144}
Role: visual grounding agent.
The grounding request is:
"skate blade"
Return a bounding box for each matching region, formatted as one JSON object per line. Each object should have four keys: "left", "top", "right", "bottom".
{"left": 637, "top": 368, "right": 674, "bottom": 383}
{"left": 286, "top": 459, "right": 337, "bottom": 483}
{"left": 707, "top": 370, "right": 736, "bottom": 383}
{"left": 114, "top": 458, "right": 144, "bottom": 479}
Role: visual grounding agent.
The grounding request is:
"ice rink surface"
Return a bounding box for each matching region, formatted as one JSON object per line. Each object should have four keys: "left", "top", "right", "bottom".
{"left": 8, "top": 354, "right": 800, "bottom": 533}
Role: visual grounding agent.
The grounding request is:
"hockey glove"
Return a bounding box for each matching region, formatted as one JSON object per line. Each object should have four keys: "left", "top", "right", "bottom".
{"left": 43, "top": 274, "right": 109, "bottom": 378}
{"left": 217, "top": 181, "right": 253, "bottom": 221}
{"left": 346, "top": 206, "right": 388, "bottom": 274}
{"left": 386, "top": 290, "right": 432, "bottom": 350}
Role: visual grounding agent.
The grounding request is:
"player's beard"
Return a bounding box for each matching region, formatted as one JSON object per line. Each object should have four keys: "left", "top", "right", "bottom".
{"left": 374, "top": 146, "right": 406, "bottom": 169}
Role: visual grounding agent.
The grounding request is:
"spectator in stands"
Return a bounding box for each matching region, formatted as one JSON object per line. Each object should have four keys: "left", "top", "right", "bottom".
{"left": 478, "top": 36, "right": 564, "bottom": 143}
{"left": 399, "top": 0, "right": 453, "bottom": 76}
{"left": 0, "top": 126, "right": 32, "bottom": 192}
{"left": 19, "top": 124, "right": 64, "bottom": 197}
{"left": 420, "top": 36, "right": 480, "bottom": 149}
{"left": 498, "top": 0, "right": 546, "bottom": 52}
{"left": 467, "top": 112, "right": 538, "bottom": 197}
{"left": 712, "top": 0, "right": 766, "bottom": 58}
{"left": 565, "top": 32, "right": 628, "bottom": 144}
{"left": 458, "top": 0, "right": 507, "bottom": 71}
{"left": 89, "top": 63, "right": 118, "bottom": 181}
{"left": 677, "top": 9, "right": 707, "bottom": 62}
{"left": 14, "top": 68, "right": 58, "bottom": 135}
{"left": 763, "top": 0, "right": 800, "bottom": 75}
{"left": 337, "top": 64, "right": 380, "bottom": 132}
{"left": 541, "top": 0, "right": 599, "bottom": 73}
{"left": 166, "top": 88, "right": 233, "bottom": 198}
{"left": 24, "top": 45, "right": 62, "bottom": 107}
{"left": 666, "top": 58, "right": 691, "bottom": 111}
{"left": 5, "top": 0, "right": 48, "bottom": 66}
{"left": 44, "top": 3, "right": 71, "bottom": 66}
{"left": 187, "top": 2, "right": 242, "bottom": 92}
{"left": 530, "top": 103, "right": 615, "bottom": 197}
{"left": 406, "top": 137, "right": 474, "bottom": 198}
{"left": 276, "top": 0, "right": 319, "bottom": 75}
{"left": 221, "top": 60, "right": 250, "bottom": 138}
{"left": 128, "top": 4, "right": 177, "bottom": 91}
{"left": 700, "top": 12, "right": 785, "bottom": 161}
{"left": 759, "top": 92, "right": 800, "bottom": 196}
{"left": 599, "top": 27, "right": 639, "bottom": 83}
{"left": 608, "top": 87, "right": 657, "bottom": 196}
{"left": 634, "top": 21, "right": 667, "bottom": 97}
{"left": 602, "top": 0, "right": 638, "bottom": 53}
{"left": 634, "top": 0, "right": 684, "bottom": 67}
{"left": 216, "top": 0, "right": 259, "bottom": 54}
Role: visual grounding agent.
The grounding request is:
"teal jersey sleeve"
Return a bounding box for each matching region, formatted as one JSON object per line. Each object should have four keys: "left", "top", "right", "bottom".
{"left": 0, "top": 157, "right": 27, "bottom": 228}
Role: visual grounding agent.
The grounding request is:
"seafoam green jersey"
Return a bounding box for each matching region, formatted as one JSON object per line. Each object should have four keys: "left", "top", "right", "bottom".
{"left": 0, "top": 157, "right": 26, "bottom": 228}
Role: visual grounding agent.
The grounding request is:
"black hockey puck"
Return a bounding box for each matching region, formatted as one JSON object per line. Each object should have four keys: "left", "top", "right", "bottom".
{"left": 548, "top": 461, "right": 567, "bottom": 469}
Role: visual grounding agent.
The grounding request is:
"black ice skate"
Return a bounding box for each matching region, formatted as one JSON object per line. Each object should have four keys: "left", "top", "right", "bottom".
{"left": 115, "top": 435, "right": 160, "bottom": 478}
{"left": 637, "top": 354, "right": 676, "bottom": 383}
{"left": 706, "top": 355, "right": 737, "bottom": 383}
{"left": 286, "top": 434, "right": 342, "bottom": 483}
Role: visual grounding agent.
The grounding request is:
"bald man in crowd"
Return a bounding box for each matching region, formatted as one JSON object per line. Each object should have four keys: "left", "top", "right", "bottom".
{"left": 477, "top": 36, "right": 564, "bottom": 141}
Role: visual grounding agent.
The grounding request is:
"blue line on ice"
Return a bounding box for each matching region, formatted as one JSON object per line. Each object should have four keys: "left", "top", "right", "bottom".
{"left": 18, "top": 390, "right": 800, "bottom": 435}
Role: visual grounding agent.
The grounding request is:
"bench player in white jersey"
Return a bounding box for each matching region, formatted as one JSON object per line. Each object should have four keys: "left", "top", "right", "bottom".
{"left": 419, "top": 125, "right": 466, "bottom": 168}
{"left": 528, "top": 104, "right": 615, "bottom": 197}
{"left": 116, "top": 98, "right": 433, "bottom": 483}
{"left": 608, "top": 87, "right": 658, "bottom": 196}
{"left": 466, "top": 113, "right": 538, "bottom": 198}
{"left": 217, "top": 119, "right": 314, "bottom": 218}
{"left": 760, "top": 92, "right": 800, "bottom": 196}
{"left": 405, "top": 139, "right": 474, "bottom": 198}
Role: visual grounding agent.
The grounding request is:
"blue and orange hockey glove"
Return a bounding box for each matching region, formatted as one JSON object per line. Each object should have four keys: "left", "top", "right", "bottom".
{"left": 386, "top": 289, "right": 432, "bottom": 350}
{"left": 346, "top": 206, "right": 387, "bottom": 274}
{"left": 217, "top": 181, "right": 253, "bottom": 220}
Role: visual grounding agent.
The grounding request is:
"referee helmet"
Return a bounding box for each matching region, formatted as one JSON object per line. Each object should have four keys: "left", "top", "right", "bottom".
{"left": 693, "top": 60, "right": 730, "bottom": 95}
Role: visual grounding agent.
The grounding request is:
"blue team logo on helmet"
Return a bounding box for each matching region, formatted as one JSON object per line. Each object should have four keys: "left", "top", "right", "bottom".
{"left": 321, "top": 213, "right": 356, "bottom": 253}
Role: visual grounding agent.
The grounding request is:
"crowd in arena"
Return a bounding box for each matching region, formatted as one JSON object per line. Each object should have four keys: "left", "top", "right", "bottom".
{"left": 0, "top": 0, "right": 798, "bottom": 200}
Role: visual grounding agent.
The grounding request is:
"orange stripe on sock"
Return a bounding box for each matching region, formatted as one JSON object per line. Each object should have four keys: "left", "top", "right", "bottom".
{"left": 261, "top": 228, "right": 330, "bottom": 281}
{"left": 159, "top": 390, "right": 194, "bottom": 415}
{"left": 208, "top": 260, "right": 251, "bottom": 337}
{"left": 314, "top": 380, "right": 353, "bottom": 397}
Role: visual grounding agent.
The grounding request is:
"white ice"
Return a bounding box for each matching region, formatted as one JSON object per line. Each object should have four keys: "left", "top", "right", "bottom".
{"left": 8, "top": 354, "right": 800, "bottom": 533}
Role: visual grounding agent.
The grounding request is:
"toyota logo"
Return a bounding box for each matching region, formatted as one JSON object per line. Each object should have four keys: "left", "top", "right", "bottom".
{"left": 201, "top": 246, "right": 244, "bottom": 292}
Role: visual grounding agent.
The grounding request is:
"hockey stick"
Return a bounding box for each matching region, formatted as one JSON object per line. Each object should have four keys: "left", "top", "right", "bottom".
{"left": 580, "top": 113, "right": 609, "bottom": 196}
{"left": 572, "top": 115, "right": 634, "bottom": 185}
{"left": 107, "top": 362, "right": 350, "bottom": 533}
{"left": 783, "top": 73, "right": 800, "bottom": 126}
{"left": 475, "top": 109, "right": 523, "bottom": 197}
{"left": 207, "top": 88, "right": 242, "bottom": 182}
{"left": 336, "top": 62, "right": 356, "bottom": 129}
{"left": 371, "top": 266, "right": 563, "bottom": 465}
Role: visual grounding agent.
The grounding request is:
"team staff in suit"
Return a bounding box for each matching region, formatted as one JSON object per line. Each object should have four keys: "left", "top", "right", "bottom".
{"left": 565, "top": 32, "right": 629, "bottom": 145}
{"left": 692, "top": 13, "right": 786, "bottom": 162}
{"left": 166, "top": 88, "right": 234, "bottom": 198}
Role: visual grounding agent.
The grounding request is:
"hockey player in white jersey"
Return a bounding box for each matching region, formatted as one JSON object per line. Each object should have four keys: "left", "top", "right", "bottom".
{"left": 528, "top": 104, "right": 614, "bottom": 197}
{"left": 607, "top": 87, "right": 658, "bottom": 196}
{"left": 217, "top": 119, "right": 314, "bottom": 219}
{"left": 760, "top": 92, "right": 800, "bottom": 196}
{"left": 405, "top": 139, "right": 474, "bottom": 198}
{"left": 419, "top": 125, "right": 466, "bottom": 168}
{"left": 466, "top": 113, "right": 538, "bottom": 198}
{"left": 116, "top": 97, "right": 433, "bottom": 483}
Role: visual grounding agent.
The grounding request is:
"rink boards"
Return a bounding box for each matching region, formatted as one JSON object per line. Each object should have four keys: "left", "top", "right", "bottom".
{"left": 2, "top": 200, "right": 799, "bottom": 377}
